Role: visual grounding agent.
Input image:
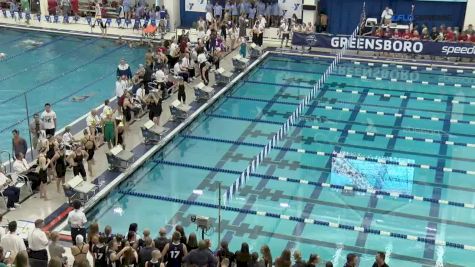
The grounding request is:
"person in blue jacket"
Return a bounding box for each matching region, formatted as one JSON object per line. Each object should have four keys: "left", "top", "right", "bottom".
{"left": 116, "top": 58, "right": 132, "bottom": 80}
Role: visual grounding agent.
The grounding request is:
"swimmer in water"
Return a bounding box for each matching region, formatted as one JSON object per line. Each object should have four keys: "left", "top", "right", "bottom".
{"left": 22, "top": 39, "right": 43, "bottom": 47}
{"left": 0, "top": 53, "right": 5, "bottom": 60}
{"left": 71, "top": 94, "right": 94, "bottom": 102}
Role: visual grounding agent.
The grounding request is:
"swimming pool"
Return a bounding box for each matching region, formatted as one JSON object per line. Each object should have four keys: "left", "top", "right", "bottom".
{"left": 0, "top": 28, "right": 146, "bottom": 152}
{"left": 85, "top": 53, "right": 475, "bottom": 266}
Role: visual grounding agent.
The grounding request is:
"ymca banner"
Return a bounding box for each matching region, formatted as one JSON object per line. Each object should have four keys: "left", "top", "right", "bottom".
{"left": 292, "top": 33, "right": 475, "bottom": 58}
{"left": 185, "top": 0, "right": 206, "bottom": 12}
{"left": 278, "top": 0, "right": 302, "bottom": 19}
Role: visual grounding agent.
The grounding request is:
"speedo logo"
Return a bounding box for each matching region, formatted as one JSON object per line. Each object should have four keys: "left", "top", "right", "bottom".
{"left": 441, "top": 45, "right": 475, "bottom": 55}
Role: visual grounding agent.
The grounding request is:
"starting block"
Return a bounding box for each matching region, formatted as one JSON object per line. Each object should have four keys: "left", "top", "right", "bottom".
{"left": 194, "top": 82, "right": 214, "bottom": 101}
{"left": 249, "top": 43, "right": 262, "bottom": 59}
{"left": 141, "top": 120, "right": 169, "bottom": 144}
{"left": 232, "top": 54, "right": 249, "bottom": 71}
{"left": 65, "top": 175, "right": 98, "bottom": 204}
{"left": 170, "top": 100, "right": 191, "bottom": 122}
{"left": 215, "top": 68, "right": 233, "bottom": 85}
{"left": 106, "top": 145, "right": 134, "bottom": 171}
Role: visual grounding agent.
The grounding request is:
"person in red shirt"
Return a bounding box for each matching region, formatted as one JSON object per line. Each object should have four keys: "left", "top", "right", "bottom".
{"left": 384, "top": 28, "right": 392, "bottom": 39}
{"left": 48, "top": 0, "right": 57, "bottom": 15}
{"left": 445, "top": 27, "right": 455, "bottom": 42}
{"left": 470, "top": 34, "right": 475, "bottom": 43}
{"left": 412, "top": 30, "right": 420, "bottom": 40}
{"left": 402, "top": 29, "right": 412, "bottom": 39}
{"left": 459, "top": 32, "right": 468, "bottom": 42}
{"left": 71, "top": 0, "right": 79, "bottom": 16}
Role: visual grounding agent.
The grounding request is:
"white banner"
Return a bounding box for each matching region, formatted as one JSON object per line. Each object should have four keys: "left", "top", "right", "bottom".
{"left": 278, "top": 0, "right": 303, "bottom": 19}
{"left": 185, "top": 0, "right": 207, "bottom": 12}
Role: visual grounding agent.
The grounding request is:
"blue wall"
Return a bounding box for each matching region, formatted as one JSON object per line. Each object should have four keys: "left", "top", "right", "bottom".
{"left": 319, "top": 0, "right": 467, "bottom": 34}
{"left": 180, "top": 0, "right": 206, "bottom": 28}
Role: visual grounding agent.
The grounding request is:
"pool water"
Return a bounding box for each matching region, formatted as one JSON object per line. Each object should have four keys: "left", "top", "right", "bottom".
{"left": 86, "top": 53, "right": 475, "bottom": 266}
{"left": 0, "top": 28, "right": 146, "bottom": 151}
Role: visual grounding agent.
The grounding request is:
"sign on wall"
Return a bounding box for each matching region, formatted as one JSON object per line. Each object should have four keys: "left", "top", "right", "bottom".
{"left": 184, "top": 0, "right": 207, "bottom": 12}
{"left": 278, "top": 0, "right": 303, "bottom": 19}
{"left": 292, "top": 33, "right": 475, "bottom": 58}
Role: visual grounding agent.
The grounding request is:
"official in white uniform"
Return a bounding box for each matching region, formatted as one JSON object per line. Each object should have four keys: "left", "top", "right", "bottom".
{"left": 68, "top": 200, "right": 87, "bottom": 245}
{"left": 28, "top": 219, "right": 49, "bottom": 261}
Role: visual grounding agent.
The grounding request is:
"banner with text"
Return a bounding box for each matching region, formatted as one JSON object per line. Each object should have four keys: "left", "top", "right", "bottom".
{"left": 185, "top": 0, "right": 206, "bottom": 12}
{"left": 292, "top": 33, "right": 475, "bottom": 58}
{"left": 278, "top": 0, "right": 303, "bottom": 19}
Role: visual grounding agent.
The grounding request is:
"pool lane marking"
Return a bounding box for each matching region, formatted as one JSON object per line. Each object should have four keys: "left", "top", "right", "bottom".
{"left": 226, "top": 95, "right": 475, "bottom": 139}
{"left": 155, "top": 158, "right": 475, "bottom": 210}
{"left": 181, "top": 133, "right": 475, "bottom": 177}
{"left": 328, "top": 86, "right": 475, "bottom": 106}
{"left": 230, "top": 95, "right": 475, "bottom": 126}
{"left": 0, "top": 44, "right": 127, "bottom": 105}
{"left": 267, "top": 58, "right": 475, "bottom": 76}
{"left": 0, "top": 38, "right": 98, "bottom": 82}
{"left": 0, "top": 35, "right": 66, "bottom": 62}
{"left": 119, "top": 190, "right": 475, "bottom": 251}
{"left": 0, "top": 48, "right": 142, "bottom": 134}
{"left": 0, "top": 31, "right": 32, "bottom": 46}
{"left": 208, "top": 113, "right": 475, "bottom": 164}
{"left": 244, "top": 79, "right": 475, "bottom": 101}
{"left": 260, "top": 67, "right": 475, "bottom": 89}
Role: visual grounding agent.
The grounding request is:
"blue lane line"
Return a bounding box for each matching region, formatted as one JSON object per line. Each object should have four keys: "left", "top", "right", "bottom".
{"left": 424, "top": 96, "right": 454, "bottom": 258}
{"left": 0, "top": 44, "right": 126, "bottom": 105}
{"left": 0, "top": 35, "right": 66, "bottom": 63}
{"left": 225, "top": 95, "right": 475, "bottom": 126}
{"left": 0, "top": 54, "right": 142, "bottom": 134}
{"left": 266, "top": 58, "right": 475, "bottom": 78}
{"left": 0, "top": 38, "right": 98, "bottom": 82}
{"left": 118, "top": 189, "right": 474, "bottom": 251}
{"left": 260, "top": 66, "right": 475, "bottom": 88}
{"left": 207, "top": 113, "right": 475, "bottom": 163}
{"left": 154, "top": 158, "right": 474, "bottom": 210}
{"left": 272, "top": 54, "right": 475, "bottom": 75}
{"left": 244, "top": 79, "right": 475, "bottom": 101}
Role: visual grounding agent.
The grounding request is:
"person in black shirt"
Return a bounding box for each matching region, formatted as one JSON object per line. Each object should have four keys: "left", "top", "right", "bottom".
{"left": 235, "top": 242, "right": 251, "bottom": 267}
{"left": 372, "top": 252, "right": 389, "bottom": 267}
{"left": 343, "top": 253, "right": 358, "bottom": 267}
{"left": 186, "top": 233, "right": 198, "bottom": 252}
{"left": 430, "top": 27, "right": 439, "bottom": 41}
{"left": 139, "top": 237, "right": 155, "bottom": 267}
{"left": 154, "top": 228, "right": 169, "bottom": 253}
{"left": 93, "top": 236, "right": 109, "bottom": 267}
{"left": 216, "top": 240, "right": 235, "bottom": 265}
{"left": 162, "top": 231, "right": 188, "bottom": 267}
{"left": 306, "top": 254, "right": 320, "bottom": 267}
{"left": 177, "top": 78, "right": 186, "bottom": 104}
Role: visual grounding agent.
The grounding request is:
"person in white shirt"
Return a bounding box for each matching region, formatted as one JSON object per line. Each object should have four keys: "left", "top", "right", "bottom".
{"left": 115, "top": 76, "right": 126, "bottom": 98}
{"left": 13, "top": 153, "right": 29, "bottom": 174}
{"left": 381, "top": 6, "right": 393, "bottom": 25}
{"left": 68, "top": 200, "right": 87, "bottom": 245}
{"left": 28, "top": 219, "right": 49, "bottom": 261}
{"left": 41, "top": 103, "right": 57, "bottom": 137}
{"left": 0, "top": 221, "right": 27, "bottom": 258}
{"left": 101, "top": 99, "right": 114, "bottom": 120}
{"left": 0, "top": 172, "right": 20, "bottom": 210}
{"left": 173, "top": 62, "right": 189, "bottom": 82}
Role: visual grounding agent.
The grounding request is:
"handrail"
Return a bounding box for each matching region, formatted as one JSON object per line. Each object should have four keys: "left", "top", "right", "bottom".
{"left": 0, "top": 150, "right": 12, "bottom": 173}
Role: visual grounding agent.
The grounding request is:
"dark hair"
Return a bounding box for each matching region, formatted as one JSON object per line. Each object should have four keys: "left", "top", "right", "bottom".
{"left": 128, "top": 223, "right": 138, "bottom": 233}
{"left": 276, "top": 249, "right": 291, "bottom": 267}
{"left": 8, "top": 221, "right": 17, "bottom": 233}
{"left": 346, "top": 253, "right": 357, "bottom": 263}
{"left": 45, "top": 103, "right": 51, "bottom": 107}
{"left": 12, "top": 129, "right": 18, "bottom": 134}
{"left": 251, "top": 252, "right": 259, "bottom": 263}
{"left": 377, "top": 251, "right": 385, "bottom": 261}
{"left": 240, "top": 242, "right": 249, "bottom": 254}
{"left": 104, "top": 99, "right": 110, "bottom": 105}
{"left": 307, "top": 254, "right": 318, "bottom": 264}
{"left": 325, "top": 262, "right": 333, "bottom": 267}
{"left": 172, "top": 231, "right": 181, "bottom": 242}
{"left": 187, "top": 233, "right": 198, "bottom": 249}
{"left": 72, "top": 200, "right": 82, "bottom": 209}
{"left": 175, "top": 225, "right": 185, "bottom": 239}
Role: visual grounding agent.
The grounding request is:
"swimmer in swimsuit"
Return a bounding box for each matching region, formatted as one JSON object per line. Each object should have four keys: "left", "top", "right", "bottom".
{"left": 71, "top": 94, "right": 94, "bottom": 102}
{"left": 0, "top": 53, "right": 5, "bottom": 60}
